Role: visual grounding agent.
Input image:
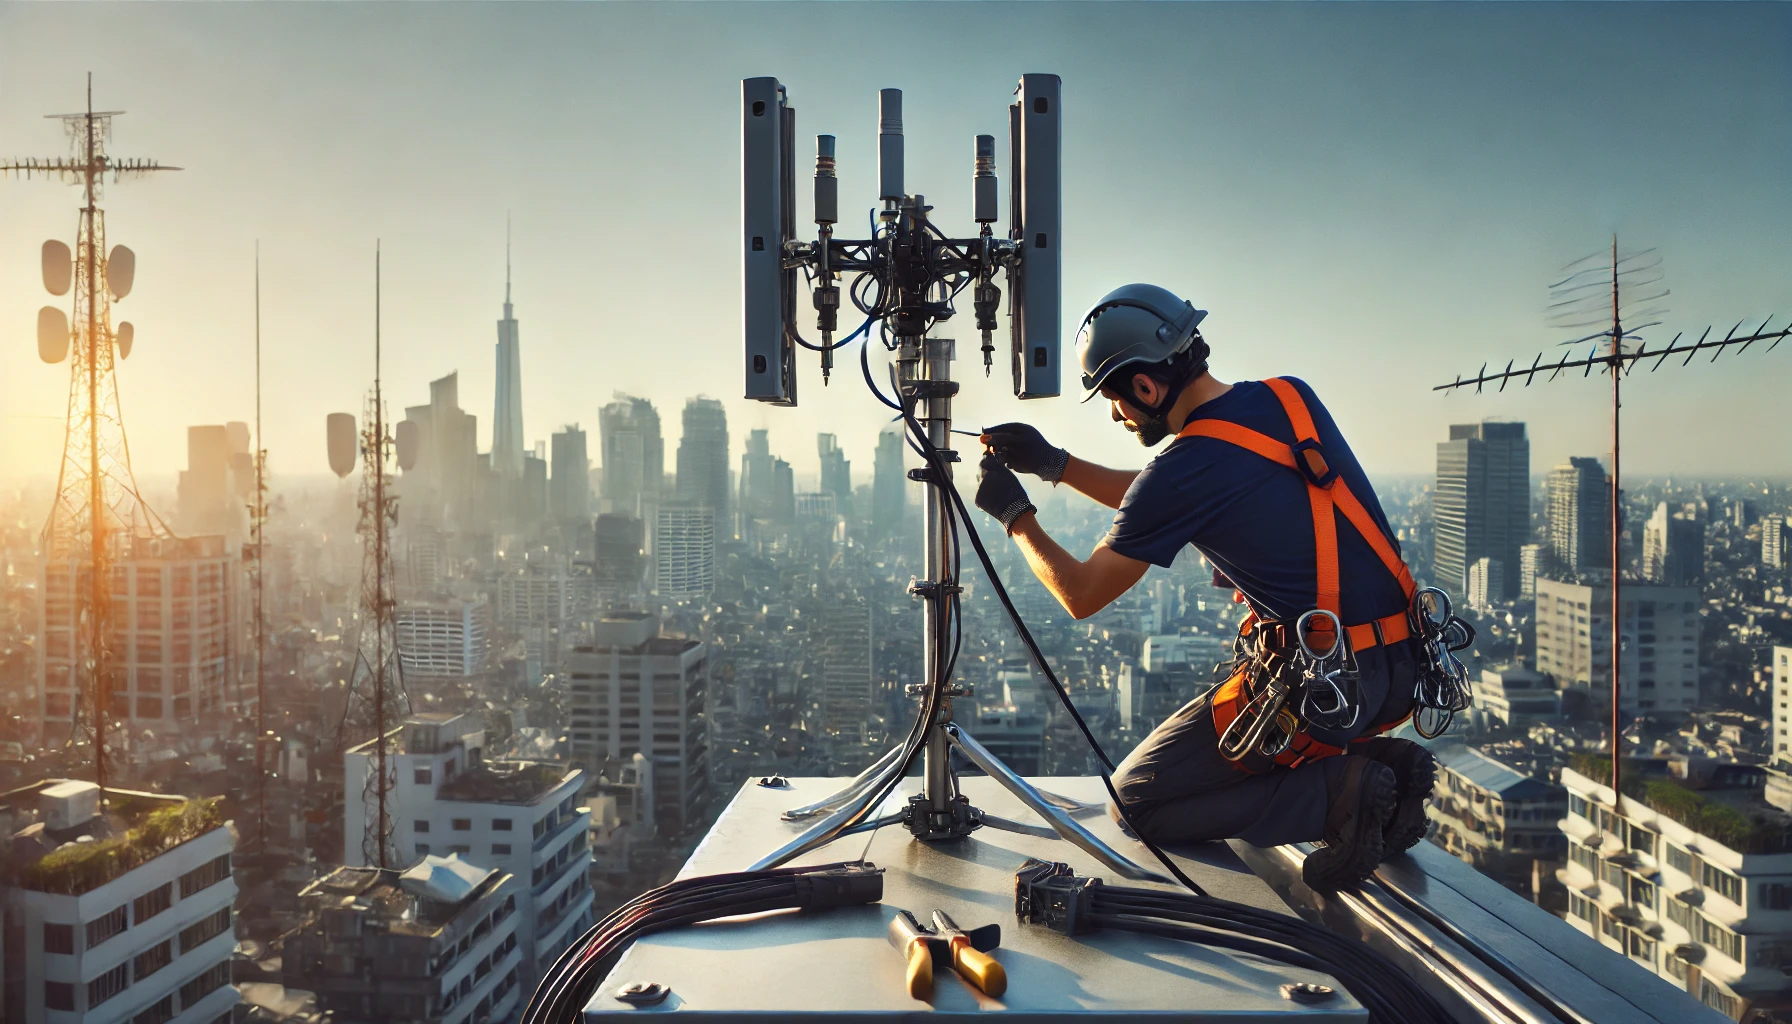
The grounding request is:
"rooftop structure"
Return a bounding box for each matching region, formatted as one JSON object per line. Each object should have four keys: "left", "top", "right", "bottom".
{"left": 1424, "top": 742, "right": 1567, "bottom": 895}
{"left": 1, "top": 779, "right": 238, "bottom": 1024}
{"left": 285, "top": 855, "right": 522, "bottom": 1024}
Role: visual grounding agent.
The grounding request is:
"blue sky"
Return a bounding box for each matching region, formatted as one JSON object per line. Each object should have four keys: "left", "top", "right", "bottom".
{"left": 1, "top": 2, "right": 1787, "bottom": 486}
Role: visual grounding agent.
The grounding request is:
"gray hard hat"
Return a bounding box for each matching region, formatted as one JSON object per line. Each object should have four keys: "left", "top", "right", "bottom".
{"left": 1074, "top": 283, "right": 1209, "bottom": 402}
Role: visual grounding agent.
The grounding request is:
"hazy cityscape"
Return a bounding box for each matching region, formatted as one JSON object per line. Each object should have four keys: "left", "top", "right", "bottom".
{"left": 3, "top": 4, "right": 1791, "bottom": 1024}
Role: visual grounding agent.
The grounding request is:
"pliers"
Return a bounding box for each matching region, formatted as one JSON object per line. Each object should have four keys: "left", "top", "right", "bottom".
{"left": 888, "top": 909, "right": 1007, "bottom": 999}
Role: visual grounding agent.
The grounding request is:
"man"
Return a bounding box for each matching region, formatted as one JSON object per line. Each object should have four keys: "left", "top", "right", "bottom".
{"left": 975, "top": 282, "right": 1437, "bottom": 891}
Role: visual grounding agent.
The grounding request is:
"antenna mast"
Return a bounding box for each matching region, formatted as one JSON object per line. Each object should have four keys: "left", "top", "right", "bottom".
{"left": 250, "top": 243, "right": 270, "bottom": 848}
{"left": 1434, "top": 240, "right": 1785, "bottom": 800}
{"left": 5, "top": 74, "right": 180, "bottom": 795}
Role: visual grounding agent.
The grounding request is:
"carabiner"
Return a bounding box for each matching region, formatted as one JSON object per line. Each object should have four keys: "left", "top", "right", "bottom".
{"left": 1295, "top": 609, "right": 1345, "bottom": 663}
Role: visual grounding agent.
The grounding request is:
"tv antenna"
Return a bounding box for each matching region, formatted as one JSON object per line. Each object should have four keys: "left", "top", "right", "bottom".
{"left": 327, "top": 242, "right": 408, "bottom": 868}
{"left": 739, "top": 76, "right": 1166, "bottom": 882}
{"left": 249, "top": 243, "right": 271, "bottom": 849}
{"left": 5, "top": 74, "right": 179, "bottom": 795}
{"left": 1434, "top": 237, "right": 1787, "bottom": 800}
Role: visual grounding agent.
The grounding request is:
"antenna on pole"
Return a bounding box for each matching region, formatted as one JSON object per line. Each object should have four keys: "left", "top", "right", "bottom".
{"left": 251, "top": 241, "right": 270, "bottom": 850}
{"left": 6, "top": 77, "right": 180, "bottom": 796}
{"left": 1433, "top": 240, "right": 1785, "bottom": 802}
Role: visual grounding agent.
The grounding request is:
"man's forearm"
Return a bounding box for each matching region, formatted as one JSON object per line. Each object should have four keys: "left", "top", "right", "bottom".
{"left": 1059, "top": 455, "right": 1137, "bottom": 509}
{"left": 1007, "top": 513, "right": 1144, "bottom": 620}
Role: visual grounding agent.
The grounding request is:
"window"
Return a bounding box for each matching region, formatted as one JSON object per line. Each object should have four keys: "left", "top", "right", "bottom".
{"left": 416, "top": 843, "right": 431, "bottom": 856}
{"left": 1603, "top": 860, "right": 1627, "bottom": 891}
{"left": 414, "top": 820, "right": 431, "bottom": 833}
{"left": 180, "top": 907, "right": 232, "bottom": 954}
{"left": 452, "top": 818, "right": 471, "bottom": 831}
{"left": 492, "top": 844, "right": 512, "bottom": 856}
{"left": 1571, "top": 842, "right": 1599, "bottom": 876}
{"left": 179, "top": 961, "right": 231, "bottom": 1007}
{"left": 1700, "top": 979, "right": 1741, "bottom": 1019}
{"left": 414, "top": 766, "right": 433, "bottom": 785}
{"left": 134, "top": 882, "right": 172, "bottom": 924}
{"left": 88, "top": 962, "right": 130, "bottom": 1007}
{"left": 1761, "top": 882, "right": 1792, "bottom": 910}
{"left": 134, "top": 939, "right": 173, "bottom": 980}
{"left": 1667, "top": 844, "right": 1693, "bottom": 875}
{"left": 449, "top": 844, "right": 471, "bottom": 855}
{"left": 44, "top": 982, "right": 75, "bottom": 1011}
{"left": 179, "top": 853, "right": 231, "bottom": 897}
{"left": 1667, "top": 897, "right": 1693, "bottom": 929}
{"left": 492, "top": 818, "right": 513, "bottom": 831}
{"left": 1699, "top": 914, "right": 1743, "bottom": 960}
{"left": 1631, "top": 876, "right": 1656, "bottom": 909}
{"left": 87, "top": 903, "right": 128, "bottom": 948}
{"left": 132, "top": 995, "right": 175, "bottom": 1024}
{"left": 44, "top": 921, "right": 74, "bottom": 954}
{"left": 1702, "top": 863, "right": 1743, "bottom": 904}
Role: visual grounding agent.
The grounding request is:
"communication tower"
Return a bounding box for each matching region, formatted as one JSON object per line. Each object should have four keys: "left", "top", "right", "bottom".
{"left": 5, "top": 75, "right": 178, "bottom": 792}
{"left": 327, "top": 244, "right": 408, "bottom": 868}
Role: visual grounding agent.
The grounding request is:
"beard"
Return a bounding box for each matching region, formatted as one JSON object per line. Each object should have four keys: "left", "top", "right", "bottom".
{"left": 1124, "top": 414, "right": 1173, "bottom": 447}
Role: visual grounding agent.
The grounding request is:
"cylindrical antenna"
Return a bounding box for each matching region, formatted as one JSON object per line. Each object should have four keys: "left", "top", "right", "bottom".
{"left": 973, "top": 134, "right": 998, "bottom": 223}
{"left": 879, "top": 88, "right": 904, "bottom": 201}
{"left": 814, "top": 135, "right": 837, "bottom": 226}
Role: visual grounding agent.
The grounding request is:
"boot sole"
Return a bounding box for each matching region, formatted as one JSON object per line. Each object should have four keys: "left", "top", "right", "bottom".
{"left": 1303, "top": 763, "right": 1397, "bottom": 893}
{"left": 1385, "top": 751, "right": 1437, "bottom": 854}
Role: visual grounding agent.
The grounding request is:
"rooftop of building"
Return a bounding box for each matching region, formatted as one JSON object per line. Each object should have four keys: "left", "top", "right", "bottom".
{"left": 1, "top": 779, "right": 225, "bottom": 895}
{"left": 1568, "top": 754, "right": 1792, "bottom": 854}
{"left": 297, "top": 855, "right": 506, "bottom": 938}
{"left": 1431, "top": 743, "right": 1562, "bottom": 802}
{"left": 437, "top": 760, "right": 578, "bottom": 805}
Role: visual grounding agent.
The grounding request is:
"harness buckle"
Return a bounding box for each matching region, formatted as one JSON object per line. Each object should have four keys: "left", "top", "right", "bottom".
{"left": 1290, "top": 438, "right": 1338, "bottom": 489}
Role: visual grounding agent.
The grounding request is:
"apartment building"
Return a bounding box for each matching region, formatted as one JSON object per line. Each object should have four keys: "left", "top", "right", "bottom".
{"left": 1424, "top": 744, "right": 1566, "bottom": 895}
{"left": 1559, "top": 761, "right": 1792, "bottom": 1020}
{"left": 1534, "top": 576, "right": 1700, "bottom": 714}
{"left": 1, "top": 780, "right": 238, "bottom": 1024}
{"left": 344, "top": 714, "right": 593, "bottom": 979}
{"left": 284, "top": 856, "right": 522, "bottom": 1024}
{"left": 395, "top": 596, "right": 492, "bottom": 681}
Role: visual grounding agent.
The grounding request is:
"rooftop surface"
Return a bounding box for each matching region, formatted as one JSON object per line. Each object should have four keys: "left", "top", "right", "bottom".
{"left": 2, "top": 779, "right": 224, "bottom": 895}
{"left": 437, "top": 760, "right": 576, "bottom": 805}
{"left": 586, "top": 777, "right": 1363, "bottom": 1022}
{"left": 300, "top": 858, "right": 505, "bottom": 936}
{"left": 1430, "top": 743, "right": 1560, "bottom": 802}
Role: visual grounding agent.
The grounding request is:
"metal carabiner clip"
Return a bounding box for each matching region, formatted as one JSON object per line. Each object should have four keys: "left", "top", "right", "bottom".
{"left": 1412, "top": 587, "right": 1453, "bottom": 637}
{"left": 1295, "top": 609, "right": 1346, "bottom": 664}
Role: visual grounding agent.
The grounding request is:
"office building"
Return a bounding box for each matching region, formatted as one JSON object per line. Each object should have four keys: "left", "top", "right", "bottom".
{"left": 593, "top": 514, "right": 646, "bottom": 608}
{"left": 818, "top": 433, "right": 852, "bottom": 513}
{"left": 1774, "top": 647, "right": 1792, "bottom": 767}
{"left": 285, "top": 856, "right": 522, "bottom": 1024}
{"left": 738, "top": 429, "right": 795, "bottom": 529}
{"left": 492, "top": 252, "right": 525, "bottom": 480}
{"left": 396, "top": 596, "right": 492, "bottom": 681}
{"left": 1519, "top": 543, "right": 1546, "bottom": 602}
{"left": 1, "top": 780, "right": 238, "bottom": 1024}
{"left": 343, "top": 714, "right": 594, "bottom": 979}
{"left": 1765, "top": 516, "right": 1786, "bottom": 570}
{"left": 401, "top": 373, "right": 482, "bottom": 528}
{"left": 872, "top": 424, "right": 908, "bottom": 545}
{"left": 600, "top": 395, "right": 662, "bottom": 519}
{"left": 1118, "top": 635, "right": 1231, "bottom": 733}
{"left": 549, "top": 426, "right": 591, "bottom": 524}
{"left": 1534, "top": 576, "right": 1699, "bottom": 714}
{"left": 1425, "top": 744, "right": 1566, "bottom": 893}
{"left": 1476, "top": 665, "right": 1561, "bottom": 728}
{"left": 1643, "top": 503, "right": 1705, "bottom": 587}
{"left": 817, "top": 596, "right": 873, "bottom": 739}
{"left": 520, "top": 452, "right": 548, "bottom": 525}
{"left": 1559, "top": 761, "right": 1792, "bottom": 1020}
{"left": 39, "top": 535, "right": 243, "bottom": 731}
{"left": 1467, "top": 556, "right": 1506, "bottom": 613}
{"left": 566, "top": 614, "right": 708, "bottom": 836}
{"left": 497, "top": 559, "right": 570, "bottom": 676}
{"left": 674, "top": 398, "right": 729, "bottom": 536}
{"left": 1548, "top": 458, "right": 1609, "bottom": 575}
{"left": 654, "top": 505, "right": 715, "bottom": 602}
{"left": 174, "top": 424, "right": 251, "bottom": 545}
{"left": 1434, "top": 422, "right": 1529, "bottom": 599}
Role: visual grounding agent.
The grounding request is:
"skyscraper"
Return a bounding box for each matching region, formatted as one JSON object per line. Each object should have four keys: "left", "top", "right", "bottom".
{"left": 872, "top": 423, "right": 909, "bottom": 545}
{"left": 1642, "top": 502, "right": 1704, "bottom": 587}
{"left": 1548, "top": 458, "right": 1609, "bottom": 575}
{"left": 550, "top": 425, "right": 591, "bottom": 524}
{"left": 675, "top": 397, "right": 730, "bottom": 533}
{"left": 818, "top": 433, "right": 852, "bottom": 512}
{"left": 600, "top": 395, "right": 663, "bottom": 518}
{"left": 738, "top": 429, "right": 794, "bottom": 528}
{"left": 1433, "top": 422, "right": 1529, "bottom": 599}
{"left": 1765, "top": 515, "right": 1786, "bottom": 570}
{"left": 493, "top": 230, "right": 525, "bottom": 479}
{"left": 655, "top": 505, "right": 716, "bottom": 601}
{"left": 594, "top": 513, "right": 646, "bottom": 608}
{"left": 818, "top": 595, "right": 873, "bottom": 739}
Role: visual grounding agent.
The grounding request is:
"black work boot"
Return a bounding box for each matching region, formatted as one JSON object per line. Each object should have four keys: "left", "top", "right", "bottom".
{"left": 1353, "top": 736, "right": 1438, "bottom": 857}
{"left": 1302, "top": 755, "right": 1396, "bottom": 893}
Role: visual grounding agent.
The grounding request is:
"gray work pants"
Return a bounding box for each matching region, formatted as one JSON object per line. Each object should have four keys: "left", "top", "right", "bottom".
{"left": 1109, "top": 642, "right": 1418, "bottom": 848}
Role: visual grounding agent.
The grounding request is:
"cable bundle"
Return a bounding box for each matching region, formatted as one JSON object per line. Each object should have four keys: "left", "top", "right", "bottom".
{"left": 1015, "top": 860, "right": 1455, "bottom": 1024}
{"left": 521, "top": 862, "right": 882, "bottom": 1024}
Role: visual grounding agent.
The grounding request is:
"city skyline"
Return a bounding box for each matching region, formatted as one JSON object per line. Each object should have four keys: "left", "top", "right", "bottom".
{"left": 1, "top": 3, "right": 1789, "bottom": 487}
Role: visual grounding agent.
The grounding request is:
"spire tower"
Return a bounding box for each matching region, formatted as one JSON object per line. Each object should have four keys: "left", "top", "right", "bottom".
{"left": 493, "top": 215, "right": 525, "bottom": 478}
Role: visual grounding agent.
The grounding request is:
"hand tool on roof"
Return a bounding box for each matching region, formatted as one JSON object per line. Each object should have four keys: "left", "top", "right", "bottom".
{"left": 887, "top": 909, "right": 1007, "bottom": 999}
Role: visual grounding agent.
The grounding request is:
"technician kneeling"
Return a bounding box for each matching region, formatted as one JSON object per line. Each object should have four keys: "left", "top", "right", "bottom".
{"left": 975, "top": 283, "right": 1438, "bottom": 892}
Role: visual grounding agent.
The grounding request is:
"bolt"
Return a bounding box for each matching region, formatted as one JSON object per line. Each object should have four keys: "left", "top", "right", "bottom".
{"left": 615, "top": 981, "right": 670, "bottom": 1005}
{"left": 1280, "top": 982, "right": 1335, "bottom": 1004}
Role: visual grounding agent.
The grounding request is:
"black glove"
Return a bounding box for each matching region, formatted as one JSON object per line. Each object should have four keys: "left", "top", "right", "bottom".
{"left": 980, "top": 422, "right": 1068, "bottom": 483}
{"left": 976, "top": 454, "right": 1036, "bottom": 533}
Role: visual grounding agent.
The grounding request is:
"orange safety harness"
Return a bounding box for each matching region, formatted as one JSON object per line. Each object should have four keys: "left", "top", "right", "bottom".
{"left": 1182, "top": 378, "right": 1419, "bottom": 772}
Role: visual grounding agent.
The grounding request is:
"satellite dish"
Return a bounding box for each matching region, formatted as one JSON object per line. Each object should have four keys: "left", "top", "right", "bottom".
{"left": 42, "top": 240, "right": 72, "bottom": 296}
{"left": 326, "top": 413, "right": 357, "bottom": 478}
{"left": 106, "top": 245, "right": 135, "bottom": 300}
{"left": 395, "top": 419, "right": 419, "bottom": 471}
{"left": 37, "top": 306, "right": 70, "bottom": 363}
{"left": 115, "top": 322, "right": 134, "bottom": 360}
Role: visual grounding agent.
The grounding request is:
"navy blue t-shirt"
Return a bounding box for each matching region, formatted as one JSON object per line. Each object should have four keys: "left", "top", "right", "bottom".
{"left": 1102, "top": 378, "right": 1408, "bottom": 627}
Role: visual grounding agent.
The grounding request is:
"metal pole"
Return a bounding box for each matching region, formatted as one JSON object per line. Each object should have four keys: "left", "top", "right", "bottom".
{"left": 1609, "top": 235, "right": 1622, "bottom": 802}
{"left": 85, "top": 84, "right": 108, "bottom": 799}
{"left": 921, "top": 335, "right": 955, "bottom": 814}
{"left": 373, "top": 241, "right": 389, "bottom": 869}
{"left": 254, "top": 243, "right": 268, "bottom": 849}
